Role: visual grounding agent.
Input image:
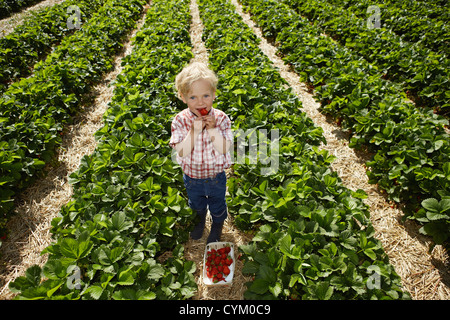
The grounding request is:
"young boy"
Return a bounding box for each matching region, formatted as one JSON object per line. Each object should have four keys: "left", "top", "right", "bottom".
{"left": 170, "top": 62, "right": 233, "bottom": 244}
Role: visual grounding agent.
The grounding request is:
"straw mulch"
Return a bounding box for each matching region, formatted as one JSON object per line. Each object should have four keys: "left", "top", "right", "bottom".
{"left": 229, "top": 0, "right": 450, "bottom": 300}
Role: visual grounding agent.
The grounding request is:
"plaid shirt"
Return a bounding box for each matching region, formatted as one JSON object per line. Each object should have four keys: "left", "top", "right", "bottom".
{"left": 170, "top": 108, "right": 233, "bottom": 179}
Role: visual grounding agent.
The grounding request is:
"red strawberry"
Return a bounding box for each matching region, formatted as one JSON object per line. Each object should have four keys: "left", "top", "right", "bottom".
{"left": 225, "top": 257, "right": 233, "bottom": 266}
{"left": 223, "top": 266, "right": 230, "bottom": 276}
{"left": 199, "top": 108, "right": 208, "bottom": 116}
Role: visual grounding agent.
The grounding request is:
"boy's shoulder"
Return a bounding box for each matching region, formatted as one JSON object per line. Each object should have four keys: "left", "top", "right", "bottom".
{"left": 213, "top": 108, "right": 230, "bottom": 119}
{"left": 172, "top": 108, "right": 192, "bottom": 120}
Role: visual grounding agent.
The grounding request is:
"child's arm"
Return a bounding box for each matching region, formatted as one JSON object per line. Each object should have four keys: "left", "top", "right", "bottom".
{"left": 207, "top": 127, "right": 231, "bottom": 154}
{"left": 175, "top": 118, "right": 204, "bottom": 157}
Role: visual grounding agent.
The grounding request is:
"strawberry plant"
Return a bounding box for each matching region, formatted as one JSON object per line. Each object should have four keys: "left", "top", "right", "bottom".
{"left": 413, "top": 194, "right": 450, "bottom": 248}
{"left": 327, "top": 0, "right": 450, "bottom": 56}
{"left": 0, "top": 0, "right": 107, "bottom": 94}
{"left": 0, "top": 0, "right": 42, "bottom": 19}
{"left": 284, "top": 0, "right": 450, "bottom": 117}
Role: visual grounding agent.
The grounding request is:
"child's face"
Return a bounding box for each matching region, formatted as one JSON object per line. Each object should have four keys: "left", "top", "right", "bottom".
{"left": 181, "top": 79, "right": 216, "bottom": 117}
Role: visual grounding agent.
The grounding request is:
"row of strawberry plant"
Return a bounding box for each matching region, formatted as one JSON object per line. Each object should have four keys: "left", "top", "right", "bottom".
{"left": 198, "top": 0, "right": 410, "bottom": 300}
{"left": 380, "top": 0, "right": 449, "bottom": 23}
{"left": 326, "top": 0, "right": 450, "bottom": 57}
{"left": 240, "top": 0, "right": 450, "bottom": 248}
{"left": 0, "top": 0, "right": 106, "bottom": 94}
{"left": 9, "top": 0, "right": 199, "bottom": 300}
{"left": 0, "top": 0, "right": 146, "bottom": 243}
{"left": 284, "top": 0, "right": 450, "bottom": 116}
{"left": 0, "top": 0, "right": 42, "bottom": 19}
{"left": 385, "top": 0, "right": 450, "bottom": 22}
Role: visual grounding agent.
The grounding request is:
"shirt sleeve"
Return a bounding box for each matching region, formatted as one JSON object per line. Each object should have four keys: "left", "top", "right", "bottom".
{"left": 169, "top": 114, "right": 187, "bottom": 149}
{"left": 216, "top": 112, "right": 233, "bottom": 142}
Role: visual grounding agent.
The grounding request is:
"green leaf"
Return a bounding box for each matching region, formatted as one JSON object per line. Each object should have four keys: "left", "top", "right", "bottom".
{"left": 249, "top": 278, "right": 270, "bottom": 295}
{"left": 259, "top": 264, "right": 276, "bottom": 283}
{"left": 279, "top": 234, "right": 300, "bottom": 259}
{"left": 160, "top": 214, "right": 176, "bottom": 237}
{"left": 147, "top": 264, "right": 165, "bottom": 280}
{"left": 26, "top": 265, "right": 43, "bottom": 286}
{"left": 242, "top": 261, "right": 261, "bottom": 274}
{"left": 94, "top": 246, "right": 126, "bottom": 266}
{"left": 59, "top": 238, "right": 93, "bottom": 260}
{"left": 422, "top": 198, "right": 440, "bottom": 212}
{"left": 309, "top": 281, "right": 333, "bottom": 300}
{"left": 42, "top": 260, "right": 67, "bottom": 280}
{"left": 111, "top": 211, "right": 133, "bottom": 232}
{"left": 117, "top": 268, "right": 136, "bottom": 286}
{"left": 112, "top": 289, "right": 156, "bottom": 300}
{"left": 279, "top": 234, "right": 291, "bottom": 255}
{"left": 364, "top": 248, "right": 377, "bottom": 260}
{"left": 84, "top": 285, "right": 103, "bottom": 300}
{"left": 264, "top": 189, "right": 279, "bottom": 204}
{"left": 289, "top": 273, "right": 306, "bottom": 287}
{"left": 420, "top": 221, "right": 450, "bottom": 244}
{"left": 9, "top": 265, "right": 42, "bottom": 293}
{"left": 422, "top": 198, "right": 450, "bottom": 221}
{"left": 138, "top": 176, "right": 161, "bottom": 193}
{"left": 46, "top": 280, "right": 64, "bottom": 298}
{"left": 426, "top": 210, "right": 450, "bottom": 221}
{"left": 269, "top": 282, "right": 282, "bottom": 297}
{"left": 232, "top": 88, "right": 247, "bottom": 95}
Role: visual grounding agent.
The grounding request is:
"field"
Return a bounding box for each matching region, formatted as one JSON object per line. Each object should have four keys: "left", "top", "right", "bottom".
{"left": 0, "top": 0, "right": 448, "bottom": 301}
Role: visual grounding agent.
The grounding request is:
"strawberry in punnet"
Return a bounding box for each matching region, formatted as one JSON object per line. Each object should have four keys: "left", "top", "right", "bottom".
{"left": 205, "top": 245, "right": 233, "bottom": 283}
{"left": 223, "top": 265, "right": 230, "bottom": 276}
{"left": 225, "top": 256, "right": 233, "bottom": 266}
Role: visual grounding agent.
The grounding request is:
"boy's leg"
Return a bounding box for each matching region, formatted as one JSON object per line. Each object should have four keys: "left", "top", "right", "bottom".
{"left": 207, "top": 211, "right": 226, "bottom": 244}
{"left": 183, "top": 174, "right": 208, "bottom": 240}
{"left": 190, "top": 208, "right": 207, "bottom": 240}
{"left": 206, "top": 171, "right": 228, "bottom": 243}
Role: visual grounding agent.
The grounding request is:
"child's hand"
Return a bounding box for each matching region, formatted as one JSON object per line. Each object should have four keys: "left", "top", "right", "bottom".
{"left": 203, "top": 115, "right": 216, "bottom": 130}
{"left": 192, "top": 118, "right": 205, "bottom": 134}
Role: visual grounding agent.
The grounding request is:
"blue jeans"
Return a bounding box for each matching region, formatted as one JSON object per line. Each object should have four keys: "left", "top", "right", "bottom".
{"left": 183, "top": 171, "right": 228, "bottom": 223}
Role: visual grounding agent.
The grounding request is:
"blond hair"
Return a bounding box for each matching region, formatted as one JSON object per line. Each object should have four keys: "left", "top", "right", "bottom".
{"left": 175, "top": 61, "right": 218, "bottom": 100}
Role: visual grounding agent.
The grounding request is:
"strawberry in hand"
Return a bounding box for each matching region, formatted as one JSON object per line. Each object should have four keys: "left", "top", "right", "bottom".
{"left": 199, "top": 108, "right": 209, "bottom": 116}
